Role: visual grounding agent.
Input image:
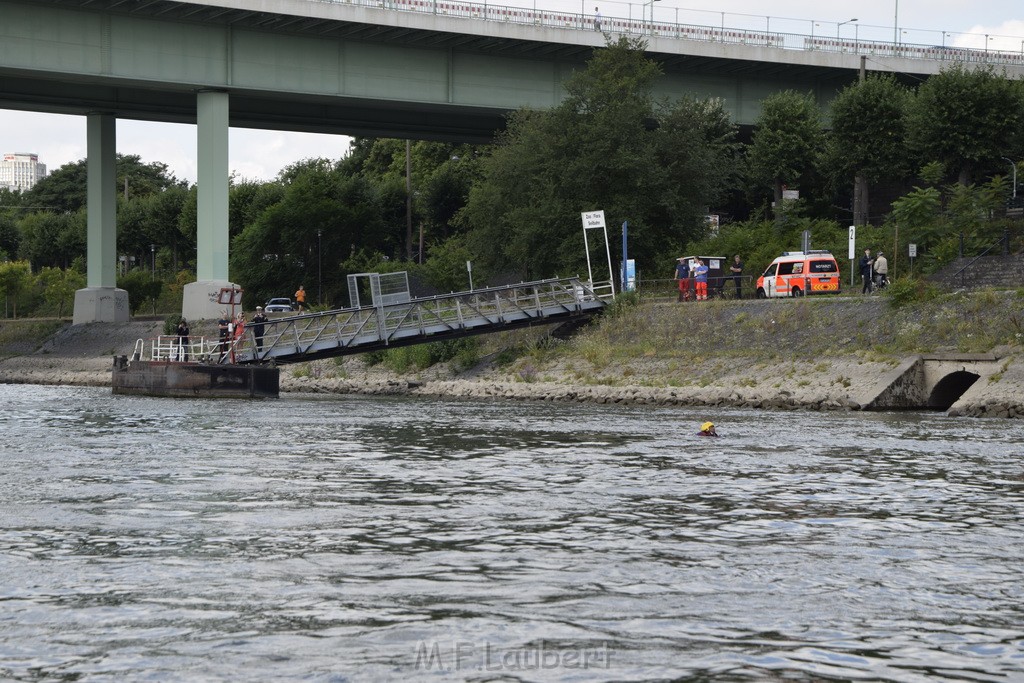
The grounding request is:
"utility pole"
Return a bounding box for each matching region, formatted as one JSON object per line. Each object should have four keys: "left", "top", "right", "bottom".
{"left": 852, "top": 55, "right": 868, "bottom": 226}
{"left": 405, "top": 139, "right": 413, "bottom": 261}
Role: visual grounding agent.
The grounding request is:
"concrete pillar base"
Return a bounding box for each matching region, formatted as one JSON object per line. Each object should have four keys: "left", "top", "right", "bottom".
{"left": 73, "top": 287, "right": 130, "bottom": 325}
{"left": 183, "top": 280, "right": 241, "bottom": 321}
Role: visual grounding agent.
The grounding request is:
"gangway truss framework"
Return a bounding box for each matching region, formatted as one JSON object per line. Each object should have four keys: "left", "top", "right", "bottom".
{"left": 216, "top": 274, "right": 613, "bottom": 365}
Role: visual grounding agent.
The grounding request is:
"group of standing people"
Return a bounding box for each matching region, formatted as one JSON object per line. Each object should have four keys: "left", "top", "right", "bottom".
{"left": 674, "top": 257, "right": 710, "bottom": 302}
{"left": 171, "top": 283, "right": 312, "bottom": 363}
{"left": 858, "top": 249, "right": 889, "bottom": 294}
{"left": 212, "top": 307, "right": 269, "bottom": 362}
{"left": 674, "top": 255, "right": 743, "bottom": 302}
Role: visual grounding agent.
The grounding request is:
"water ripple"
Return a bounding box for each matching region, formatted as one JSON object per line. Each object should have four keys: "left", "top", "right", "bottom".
{"left": 0, "top": 384, "right": 1022, "bottom": 681}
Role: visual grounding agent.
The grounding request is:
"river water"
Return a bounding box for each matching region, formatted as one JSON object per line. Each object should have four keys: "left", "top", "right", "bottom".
{"left": 1, "top": 384, "right": 1022, "bottom": 682}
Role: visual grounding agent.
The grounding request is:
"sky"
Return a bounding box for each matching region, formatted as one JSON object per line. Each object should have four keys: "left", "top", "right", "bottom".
{"left": 2, "top": 0, "right": 1022, "bottom": 184}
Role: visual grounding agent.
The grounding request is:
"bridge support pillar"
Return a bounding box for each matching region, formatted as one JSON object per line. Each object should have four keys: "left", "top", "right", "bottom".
{"left": 183, "top": 90, "right": 237, "bottom": 320}
{"left": 74, "top": 113, "right": 129, "bottom": 324}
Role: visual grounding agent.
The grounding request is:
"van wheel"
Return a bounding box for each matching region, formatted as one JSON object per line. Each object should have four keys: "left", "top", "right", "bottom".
{"left": 792, "top": 287, "right": 804, "bottom": 297}
{"left": 756, "top": 288, "right": 766, "bottom": 299}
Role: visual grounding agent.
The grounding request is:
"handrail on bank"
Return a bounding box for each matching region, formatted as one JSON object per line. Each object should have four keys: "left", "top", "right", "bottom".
{"left": 951, "top": 230, "right": 1011, "bottom": 288}
{"left": 308, "top": 0, "right": 1024, "bottom": 67}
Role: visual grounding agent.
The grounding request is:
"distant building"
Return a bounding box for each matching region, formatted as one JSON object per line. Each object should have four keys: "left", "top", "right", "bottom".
{"left": 0, "top": 153, "right": 47, "bottom": 192}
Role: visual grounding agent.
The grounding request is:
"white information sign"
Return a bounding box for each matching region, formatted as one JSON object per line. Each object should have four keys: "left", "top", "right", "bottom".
{"left": 909, "top": 243, "right": 917, "bottom": 258}
{"left": 582, "top": 210, "right": 606, "bottom": 230}
{"left": 848, "top": 225, "right": 856, "bottom": 259}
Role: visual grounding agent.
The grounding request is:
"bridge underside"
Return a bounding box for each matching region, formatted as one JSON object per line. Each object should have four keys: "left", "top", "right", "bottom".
{"left": 4, "top": 0, "right": 871, "bottom": 140}
{"left": 0, "top": 70, "right": 507, "bottom": 144}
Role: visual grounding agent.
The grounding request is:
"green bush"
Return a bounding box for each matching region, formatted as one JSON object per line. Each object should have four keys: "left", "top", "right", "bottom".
{"left": 117, "top": 270, "right": 163, "bottom": 315}
{"left": 370, "top": 337, "right": 481, "bottom": 373}
{"left": 604, "top": 290, "right": 640, "bottom": 318}
{"left": 886, "top": 277, "right": 939, "bottom": 309}
{"left": 362, "top": 349, "right": 387, "bottom": 366}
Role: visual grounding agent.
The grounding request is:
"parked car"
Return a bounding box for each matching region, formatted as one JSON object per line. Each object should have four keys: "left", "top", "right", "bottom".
{"left": 264, "top": 297, "right": 294, "bottom": 312}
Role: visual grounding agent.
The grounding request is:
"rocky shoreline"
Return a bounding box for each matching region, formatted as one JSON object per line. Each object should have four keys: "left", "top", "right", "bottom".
{"left": 3, "top": 318, "right": 1024, "bottom": 419}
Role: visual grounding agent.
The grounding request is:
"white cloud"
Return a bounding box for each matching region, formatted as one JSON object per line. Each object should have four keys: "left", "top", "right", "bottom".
{"left": 953, "top": 20, "right": 1024, "bottom": 51}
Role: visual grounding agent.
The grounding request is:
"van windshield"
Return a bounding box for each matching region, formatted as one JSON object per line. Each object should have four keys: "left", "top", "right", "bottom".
{"left": 810, "top": 260, "right": 837, "bottom": 273}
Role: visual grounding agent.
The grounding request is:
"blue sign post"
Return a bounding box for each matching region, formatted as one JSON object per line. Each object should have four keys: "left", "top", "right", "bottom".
{"left": 621, "top": 221, "right": 629, "bottom": 292}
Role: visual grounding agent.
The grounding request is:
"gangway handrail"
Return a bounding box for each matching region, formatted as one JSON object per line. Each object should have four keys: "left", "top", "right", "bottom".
{"left": 950, "top": 231, "right": 1010, "bottom": 288}
{"left": 233, "top": 275, "right": 612, "bottom": 365}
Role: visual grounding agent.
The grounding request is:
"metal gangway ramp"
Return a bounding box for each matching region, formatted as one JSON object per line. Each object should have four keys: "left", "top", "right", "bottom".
{"left": 230, "top": 275, "right": 613, "bottom": 365}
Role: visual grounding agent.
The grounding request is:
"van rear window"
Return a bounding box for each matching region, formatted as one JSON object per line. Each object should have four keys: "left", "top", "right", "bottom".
{"left": 810, "top": 260, "right": 837, "bottom": 273}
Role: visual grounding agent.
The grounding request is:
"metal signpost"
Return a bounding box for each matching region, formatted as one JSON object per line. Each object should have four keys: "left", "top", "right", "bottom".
{"left": 909, "top": 243, "right": 917, "bottom": 277}
{"left": 581, "top": 210, "right": 616, "bottom": 297}
{"left": 848, "top": 225, "right": 856, "bottom": 288}
{"left": 621, "top": 221, "right": 628, "bottom": 293}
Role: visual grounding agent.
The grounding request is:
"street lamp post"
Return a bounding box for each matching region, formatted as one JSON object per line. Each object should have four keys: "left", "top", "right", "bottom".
{"left": 644, "top": 0, "right": 661, "bottom": 35}
{"left": 1003, "top": 157, "right": 1018, "bottom": 200}
{"left": 894, "top": 0, "right": 898, "bottom": 44}
{"left": 837, "top": 18, "right": 857, "bottom": 39}
{"left": 150, "top": 244, "right": 156, "bottom": 314}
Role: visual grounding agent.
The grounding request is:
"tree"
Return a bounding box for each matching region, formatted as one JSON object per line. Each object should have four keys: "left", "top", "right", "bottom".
{"left": 25, "top": 154, "right": 181, "bottom": 214}
{"left": 230, "top": 160, "right": 389, "bottom": 307}
{"left": 459, "top": 36, "right": 738, "bottom": 279}
{"left": 38, "top": 266, "right": 86, "bottom": 318}
{"left": 0, "top": 260, "right": 32, "bottom": 318}
{"left": 907, "top": 65, "right": 1024, "bottom": 185}
{"left": 748, "top": 90, "right": 823, "bottom": 212}
{"left": 827, "top": 75, "right": 912, "bottom": 225}
{"left": 17, "top": 210, "right": 85, "bottom": 269}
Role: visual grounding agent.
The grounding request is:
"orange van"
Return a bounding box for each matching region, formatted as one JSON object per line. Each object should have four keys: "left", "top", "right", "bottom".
{"left": 756, "top": 250, "right": 841, "bottom": 298}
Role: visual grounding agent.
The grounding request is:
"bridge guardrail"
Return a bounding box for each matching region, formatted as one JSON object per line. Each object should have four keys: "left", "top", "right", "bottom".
{"left": 313, "top": 0, "right": 1024, "bottom": 67}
